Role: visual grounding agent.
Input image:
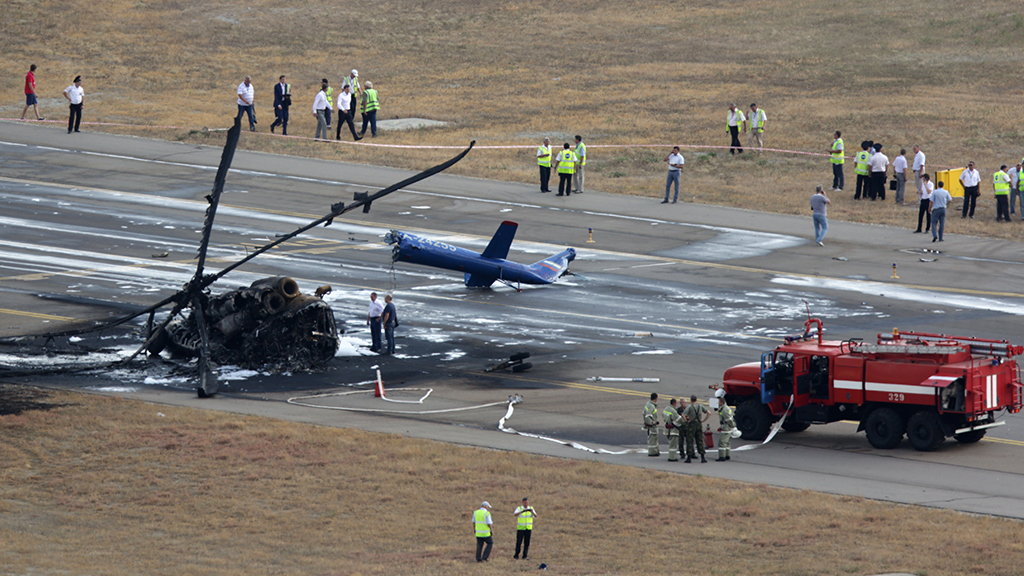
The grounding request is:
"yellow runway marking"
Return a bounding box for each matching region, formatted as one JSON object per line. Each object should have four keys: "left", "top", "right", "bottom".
{"left": 0, "top": 307, "right": 76, "bottom": 321}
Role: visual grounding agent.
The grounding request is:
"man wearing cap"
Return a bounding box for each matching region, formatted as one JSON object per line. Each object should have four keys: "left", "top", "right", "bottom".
{"left": 643, "top": 392, "right": 660, "bottom": 456}
{"left": 473, "top": 501, "right": 493, "bottom": 562}
{"left": 663, "top": 399, "right": 683, "bottom": 462}
{"left": 512, "top": 497, "right": 537, "bottom": 560}
{"left": 714, "top": 389, "right": 735, "bottom": 461}
{"left": 682, "top": 394, "right": 709, "bottom": 463}
{"left": 341, "top": 69, "right": 361, "bottom": 119}
{"left": 62, "top": 75, "right": 84, "bottom": 134}
{"left": 537, "top": 137, "right": 552, "bottom": 193}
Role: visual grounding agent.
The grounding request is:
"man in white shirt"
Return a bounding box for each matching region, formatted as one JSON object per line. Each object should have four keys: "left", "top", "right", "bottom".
{"left": 237, "top": 76, "right": 256, "bottom": 131}
{"left": 366, "top": 292, "right": 384, "bottom": 353}
{"left": 727, "top": 103, "right": 745, "bottom": 155}
{"left": 912, "top": 145, "right": 926, "bottom": 194}
{"left": 748, "top": 103, "right": 767, "bottom": 152}
{"left": 335, "top": 84, "right": 361, "bottom": 141}
{"left": 663, "top": 146, "right": 684, "bottom": 204}
{"left": 1009, "top": 162, "right": 1021, "bottom": 215}
{"left": 914, "top": 173, "right": 934, "bottom": 233}
{"left": 62, "top": 75, "right": 84, "bottom": 134}
{"left": 312, "top": 82, "right": 329, "bottom": 140}
{"left": 959, "top": 161, "right": 981, "bottom": 219}
{"left": 868, "top": 143, "right": 889, "bottom": 201}
{"left": 892, "top": 148, "right": 908, "bottom": 204}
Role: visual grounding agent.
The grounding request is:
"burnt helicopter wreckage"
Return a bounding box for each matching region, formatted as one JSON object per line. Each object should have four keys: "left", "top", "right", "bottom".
{"left": 0, "top": 115, "right": 475, "bottom": 396}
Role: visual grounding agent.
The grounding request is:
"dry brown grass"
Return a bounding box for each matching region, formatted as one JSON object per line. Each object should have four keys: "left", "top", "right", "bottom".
{"left": 4, "top": 0, "right": 1024, "bottom": 242}
{"left": 1, "top": 384, "right": 1023, "bottom": 575}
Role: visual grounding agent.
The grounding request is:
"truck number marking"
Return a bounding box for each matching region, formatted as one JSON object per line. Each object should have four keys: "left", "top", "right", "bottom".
{"left": 887, "top": 393, "right": 905, "bottom": 402}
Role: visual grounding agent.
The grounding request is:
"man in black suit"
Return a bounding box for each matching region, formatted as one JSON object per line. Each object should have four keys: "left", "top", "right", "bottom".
{"left": 270, "top": 75, "right": 291, "bottom": 135}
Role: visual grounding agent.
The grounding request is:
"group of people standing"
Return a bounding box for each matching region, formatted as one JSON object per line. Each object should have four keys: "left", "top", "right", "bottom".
{"left": 366, "top": 292, "right": 398, "bottom": 355}
{"left": 643, "top": 391, "right": 735, "bottom": 463}
{"left": 536, "top": 136, "right": 586, "bottom": 196}
{"left": 472, "top": 498, "right": 538, "bottom": 563}
{"left": 726, "top": 102, "right": 768, "bottom": 154}
{"left": 235, "top": 70, "right": 380, "bottom": 140}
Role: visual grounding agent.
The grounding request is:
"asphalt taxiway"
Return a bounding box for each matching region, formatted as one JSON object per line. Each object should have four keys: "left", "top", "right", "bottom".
{"left": 3, "top": 120, "right": 1024, "bottom": 519}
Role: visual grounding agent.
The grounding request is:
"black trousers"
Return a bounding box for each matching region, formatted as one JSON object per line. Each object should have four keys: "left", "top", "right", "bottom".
{"left": 336, "top": 109, "right": 359, "bottom": 140}
{"left": 729, "top": 126, "right": 742, "bottom": 154}
{"left": 832, "top": 164, "right": 844, "bottom": 190}
{"left": 855, "top": 174, "right": 869, "bottom": 199}
{"left": 539, "top": 165, "right": 551, "bottom": 192}
{"left": 475, "top": 536, "right": 493, "bottom": 561}
{"left": 996, "top": 194, "right": 1010, "bottom": 221}
{"left": 515, "top": 530, "right": 532, "bottom": 558}
{"left": 962, "top": 186, "right": 979, "bottom": 217}
{"left": 871, "top": 172, "right": 886, "bottom": 200}
{"left": 557, "top": 173, "right": 572, "bottom": 196}
{"left": 916, "top": 199, "right": 931, "bottom": 232}
{"left": 68, "top": 103, "right": 82, "bottom": 132}
{"left": 271, "top": 107, "right": 289, "bottom": 134}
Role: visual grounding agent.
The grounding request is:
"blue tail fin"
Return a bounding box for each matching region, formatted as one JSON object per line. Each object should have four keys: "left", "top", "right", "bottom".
{"left": 480, "top": 221, "right": 518, "bottom": 260}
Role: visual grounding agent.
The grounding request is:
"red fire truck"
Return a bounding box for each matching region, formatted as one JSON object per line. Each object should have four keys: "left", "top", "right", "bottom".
{"left": 719, "top": 318, "right": 1023, "bottom": 451}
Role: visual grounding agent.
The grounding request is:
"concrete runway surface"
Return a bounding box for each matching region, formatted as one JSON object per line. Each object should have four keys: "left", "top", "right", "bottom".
{"left": 2, "top": 120, "right": 1024, "bottom": 519}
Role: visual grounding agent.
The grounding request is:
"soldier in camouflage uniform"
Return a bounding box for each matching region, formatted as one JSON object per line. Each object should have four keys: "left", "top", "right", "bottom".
{"left": 715, "top": 388, "right": 735, "bottom": 461}
{"left": 643, "top": 392, "right": 660, "bottom": 456}
{"left": 663, "top": 399, "right": 683, "bottom": 461}
{"left": 681, "top": 394, "right": 709, "bottom": 463}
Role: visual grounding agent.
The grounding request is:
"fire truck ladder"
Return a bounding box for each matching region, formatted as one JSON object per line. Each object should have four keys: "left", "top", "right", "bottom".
{"left": 875, "top": 331, "right": 1023, "bottom": 358}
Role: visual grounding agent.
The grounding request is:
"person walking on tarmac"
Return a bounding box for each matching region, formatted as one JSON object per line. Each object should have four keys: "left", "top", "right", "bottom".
{"left": 474, "top": 501, "right": 494, "bottom": 562}
{"left": 663, "top": 399, "right": 683, "bottom": 462}
{"left": 643, "top": 392, "right": 660, "bottom": 456}
{"left": 537, "top": 137, "right": 552, "bottom": 193}
{"left": 682, "top": 394, "right": 710, "bottom": 463}
{"left": 748, "top": 103, "right": 767, "bottom": 152}
{"left": 513, "top": 497, "right": 537, "bottom": 560}
{"left": 555, "top": 142, "right": 578, "bottom": 197}
{"left": 714, "top": 389, "right": 735, "bottom": 461}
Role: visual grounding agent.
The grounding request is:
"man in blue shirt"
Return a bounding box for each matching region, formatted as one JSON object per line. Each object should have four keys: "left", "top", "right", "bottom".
{"left": 929, "top": 178, "right": 952, "bottom": 242}
{"left": 381, "top": 294, "right": 398, "bottom": 355}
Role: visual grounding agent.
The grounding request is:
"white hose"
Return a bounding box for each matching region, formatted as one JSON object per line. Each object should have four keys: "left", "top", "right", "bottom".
{"left": 497, "top": 400, "right": 644, "bottom": 455}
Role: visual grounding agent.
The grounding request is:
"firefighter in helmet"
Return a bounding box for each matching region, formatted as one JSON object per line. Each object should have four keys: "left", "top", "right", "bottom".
{"left": 715, "top": 388, "right": 735, "bottom": 461}
{"left": 643, "top": 392, "right": 660, "bottom": 456}
{"left": 663, "top": 399, "right": 683, "bottom": 461}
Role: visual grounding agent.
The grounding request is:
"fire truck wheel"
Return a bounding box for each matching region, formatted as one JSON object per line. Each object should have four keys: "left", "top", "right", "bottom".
{"left": 864, "top": 407, "right": 905, "bottom": 449}
{"left": 953, "top": 429, "right": 986, "bottom": 444}
{"left": 781, "top": 420, "right": 810, "bottom": 433}
{"left": 906, "top": 410, "right": 945, "bottom": 452}
{"left": 736, "top": 398, "right": 773, "bottom": 441}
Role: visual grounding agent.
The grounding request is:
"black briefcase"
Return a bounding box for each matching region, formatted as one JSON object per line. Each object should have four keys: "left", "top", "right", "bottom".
{"left": 889, "top": 179, "right": 898, "bottom": 191}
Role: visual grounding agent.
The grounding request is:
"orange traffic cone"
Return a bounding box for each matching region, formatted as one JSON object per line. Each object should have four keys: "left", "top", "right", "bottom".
{"left": 704, "top": 424, "right": 714, "bottom": 449}
{"left": 374, "top": 369, "right": 386, "bottom": 398}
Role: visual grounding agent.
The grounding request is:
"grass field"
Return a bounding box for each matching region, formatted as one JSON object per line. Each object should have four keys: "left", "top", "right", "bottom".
{"left": 1, "top": 384, "right": 1022, "bottom": 576}
{"left": 3, "top": 1, "right": 1024, "bottom": 240}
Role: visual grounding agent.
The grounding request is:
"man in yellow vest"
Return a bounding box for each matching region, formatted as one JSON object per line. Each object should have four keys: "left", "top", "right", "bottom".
{"left": 643, "top": 392, "right": 660, "bottom": 456}
{"left": 554, "top": 142, "right": 578, "bottom": 197}
{"left": 536, "top": 137, "right": 552, "bottom": 193}
{"left": 994, "top": 164, "right": 1012, "bottom": 222}
{"left": 748, "top": 103, "right": 767, "bottom": 152}
{"left": 322, "top": 78, "right": 333, "bottom": 131}
{"left": 473, "top": 501, "right": 493, "bottom": 562}
{"left": 853, "top": 140, "right": 873, "bottom": 200}
{"left": 513, "top": 497, "right": 537, "bottom": 560}
{"left": 727, "top": 103, "right": 745, "bottom": 154}
{"left": 572, "top": 135, "right": 586, "bottom": 194}
{"left": 828, "top": 131, "right": 844, "bottom": 191}
{"left": 359, "top": 80, "right": 380, "bottom": 138}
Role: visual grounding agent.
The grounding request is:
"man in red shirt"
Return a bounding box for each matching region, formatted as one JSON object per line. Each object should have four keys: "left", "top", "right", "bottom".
{"left": 20, "top": 64, "right": 45, "bottom": 121}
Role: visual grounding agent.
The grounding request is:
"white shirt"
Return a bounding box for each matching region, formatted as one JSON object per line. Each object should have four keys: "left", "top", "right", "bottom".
{"left": 1009, "top": 167, "right": 1020, "bottom": 188}
{"left": 892, "top": 155, "right": 907, "bottom": 173}
{"left": 727, "top": 109, "right": 745, "bottom": 127}
{"left": 237, "top": 82, "right": 254, "bottom": 106}
{"left": 869, "top": 152, "right": 889, "bottom": 172}
{"left": 64, "top": 84, "right": 84, "bottom": 104}
{"left": 313, "top": 90, "right": 328, "bottom": 113}
{"left": 913, "top": 151, "right": 926, "bottom": 171}
{"left": 749, "top": 108, "right": 766, "bottom": 129}
{"left": 338, "top": 91, "right": 352, "bottom": 112}
{"left": 667, "top": 152, "right": 684, "bottom": 172}
{"left": 367, "top": 298, "right": 384, "bottom": 319}
{"left": 918, "top": 180, "right": 934, "bottom": 201}
{"left": 959, "top": 168, "right": 981, "bottom": 187}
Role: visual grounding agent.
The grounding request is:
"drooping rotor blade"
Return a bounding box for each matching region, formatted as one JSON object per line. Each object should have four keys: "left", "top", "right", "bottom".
{"left": 204, "top": 140, "right": 476, "bottom": 286}
{"left": 194, "top": 115, "right": 242, "bottom": 283}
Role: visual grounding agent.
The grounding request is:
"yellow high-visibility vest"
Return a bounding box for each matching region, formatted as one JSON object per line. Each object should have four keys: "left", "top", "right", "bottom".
{"left": 362, "top": 89, "right": 380, "bottom": 114}
{"left": 854, "top": 151, "right": 871, "bottom": 176}
{"left": 994, "top": 171, "right": 1011, "bottom": 194}
{"left": 325, "top": 86, "right": 333, "bottom": 108}
{"left": 831, "top": 138, "right": 844, "bottom": 165}
{"left": 515, "top": 507, "right": 535, "bottom": 530}
{"left": 556, "top": 150, "right": 577, "bottom": 174}
{"left": 750, "top": 109, "right": 766, "bottom": 131}
{"left": 575, "top": 142, "right": 587, "bottom": 167}
{"left": 474, "top": 509, "right": 491, "bottom": 537}
{"left": 537, "top": 145, "right": 551, "bottom": 167}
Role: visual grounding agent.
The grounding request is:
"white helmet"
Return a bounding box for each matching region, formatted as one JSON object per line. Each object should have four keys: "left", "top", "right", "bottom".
{"left": 715, "top": 388, "right": 726, "bottom": 398}
{"left": 730, "top": 428, "right": 742, "bottom": 439}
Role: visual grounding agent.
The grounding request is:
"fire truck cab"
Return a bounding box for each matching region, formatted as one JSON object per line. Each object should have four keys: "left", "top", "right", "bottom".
{"left": 720, "top": 318, "right": 1023, "bottom": 451}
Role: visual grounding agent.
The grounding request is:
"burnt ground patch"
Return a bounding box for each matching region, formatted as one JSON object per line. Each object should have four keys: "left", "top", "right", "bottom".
{"left": 0, "top": 383, "right": 66, "bottom": 415}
